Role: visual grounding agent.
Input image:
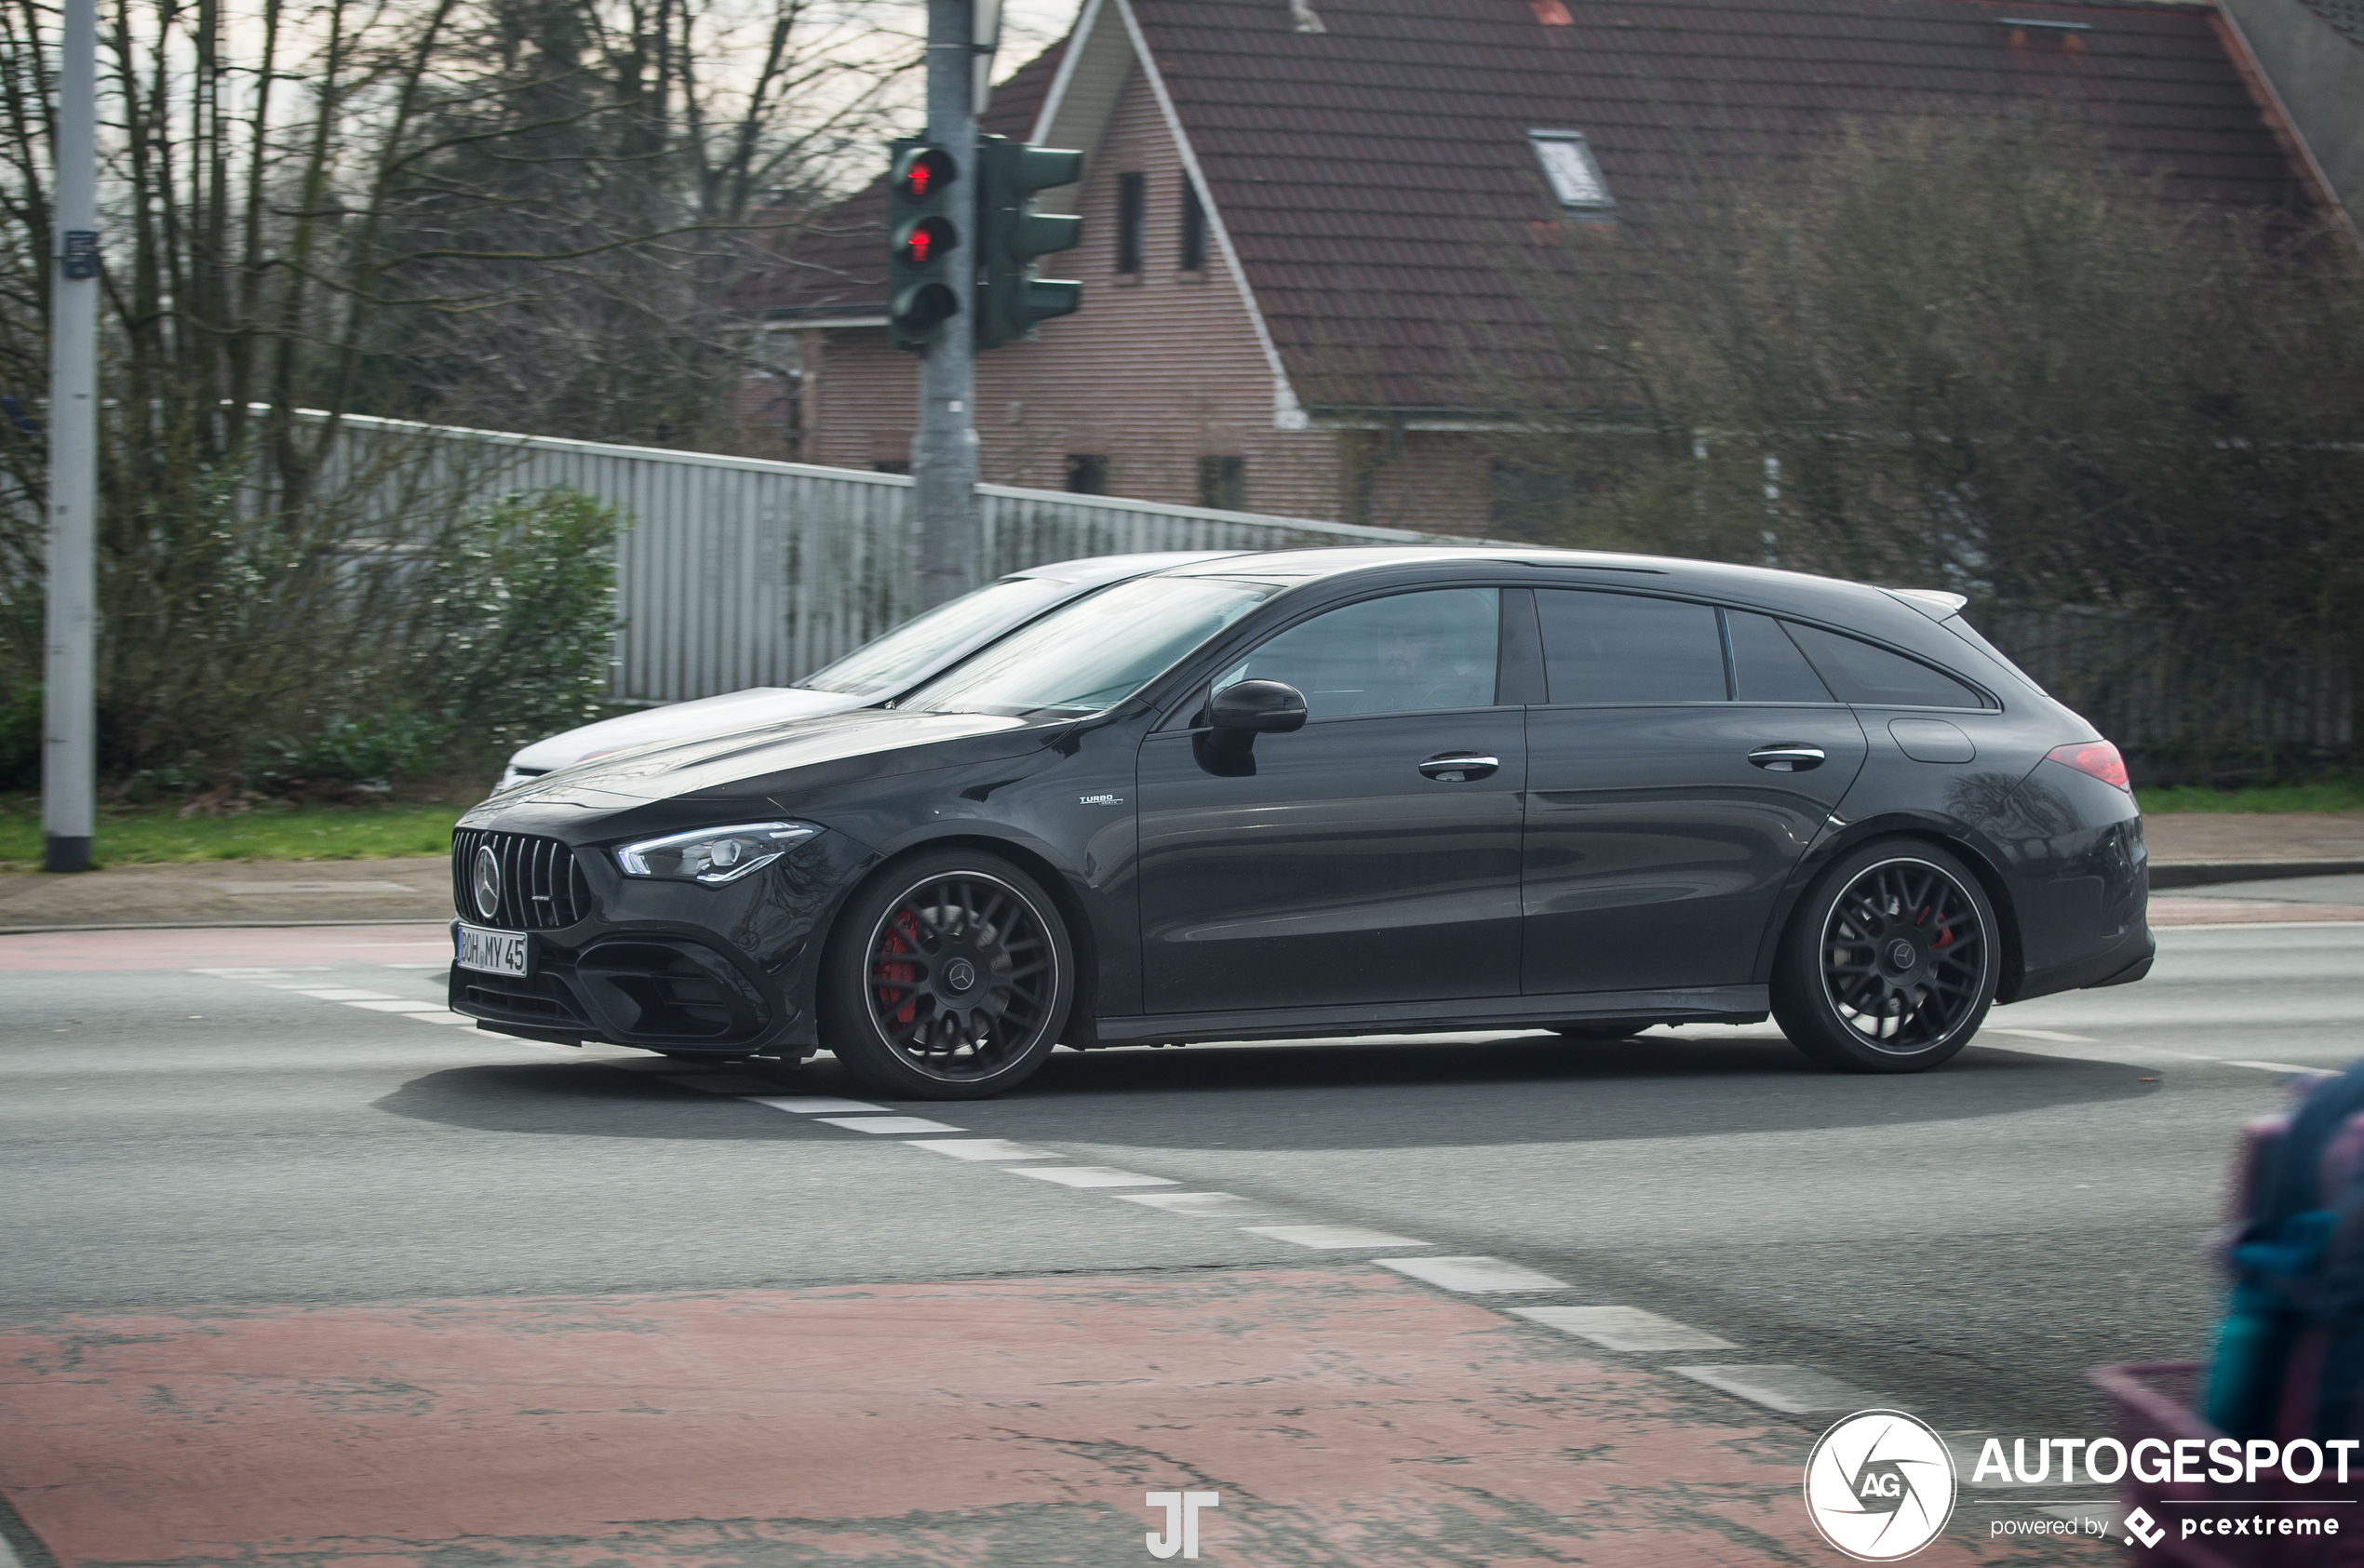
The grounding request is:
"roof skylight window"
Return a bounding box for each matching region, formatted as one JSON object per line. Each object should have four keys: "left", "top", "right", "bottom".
{"left": 1528, "top": 130, "right": 1614, "bottom": 210}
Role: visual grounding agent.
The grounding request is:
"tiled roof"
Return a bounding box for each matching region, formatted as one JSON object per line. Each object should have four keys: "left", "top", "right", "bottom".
{"left": 1134, "top": 0, "right": 2317, "bottom": 412}
{"left": 2296, "top": 0, "right": 2364, "bottom": 45}
{"left": 733, "top": 43, "right": 1066, "bottom": 318}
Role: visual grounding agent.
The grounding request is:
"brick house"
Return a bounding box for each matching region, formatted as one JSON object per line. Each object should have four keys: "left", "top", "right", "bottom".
{"left": 734, "top": 0, "right": 2338, "bottom": 533}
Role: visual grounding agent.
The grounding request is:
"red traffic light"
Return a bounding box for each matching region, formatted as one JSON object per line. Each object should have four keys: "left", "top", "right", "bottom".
{"left": 894, "top": 216, "right": 955, "bottom": 268}
{"left": 894, "top": 146, "right": 956, "bottom": 200}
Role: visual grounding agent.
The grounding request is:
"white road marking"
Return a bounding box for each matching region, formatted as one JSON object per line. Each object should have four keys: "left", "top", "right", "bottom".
{"left": 1985, "top": 1027, "right": 2098, "bottom": 1044}
{"left": 1672, "top": 1363, "right": 1876, "bottom": 1414}
{"left": 379, "top": 961, "right": 450, "bottom": 970}
{"left": 2225, "top": 1060, "right": 2335, "bottom": 1076}
{"left": 403, "top": 1012, "right": 478, "bottom": 1025}
{"left": 1509, "top": 1305, "right": 1738, "bottom": 1351}
{"left": 1008, "top": 1166, "right": 1180, "bottom": 1188}
{"left": 1242, "top": 1224, "right": 1430, "bottom": 1250}
{"left": 747, "top": 1096, "right": 892, "bottom": 1114}
{"left": 343, "top": 999, "right": 456, "bottom": 1013}
{"left": 814, "top": 1115, "right": 967, "bottom": 1134}
{"left": 1377, "top": 1255, "right": 1569, "bottom": 1293}
{"left": 1117, "top": 1191, "right": 1268, "bottom": 1216}
{"left": 294, "top": 988, "right": 398, "bottom": 1000}
{"left": 904, "top": 1138, "right": 1063, "bottom": 1161}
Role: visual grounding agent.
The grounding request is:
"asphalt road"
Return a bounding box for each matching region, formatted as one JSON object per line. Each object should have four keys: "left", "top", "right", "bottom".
{"left": 5, "top": 900, "right": 2362, "bottom": 1562}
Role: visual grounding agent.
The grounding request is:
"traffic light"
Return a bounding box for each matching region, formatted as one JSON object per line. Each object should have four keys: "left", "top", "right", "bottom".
{"left": 887, "top": 138, "right": 961, "bottom": 350}
{"left": 974, "top": 135, "right": 1084, "bottom": 350}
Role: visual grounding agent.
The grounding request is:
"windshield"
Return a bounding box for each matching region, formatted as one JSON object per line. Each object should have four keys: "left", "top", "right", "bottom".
{"left": 794, "top": 576, "right": 1079, "bottom": 695}
{"left": 899, "top": 577, "right": 1278, "bottom": 717}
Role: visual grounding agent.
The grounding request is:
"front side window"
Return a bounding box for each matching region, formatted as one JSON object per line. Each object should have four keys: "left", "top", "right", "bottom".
{"left": 1216, "top": 588, "right": 1499, "bottom": 720}
{"left": 903, "top": 577, "right": 1276, "bottom": 718}
{"left": 1537, "top": 590, "right": 1725, "bottom": 704}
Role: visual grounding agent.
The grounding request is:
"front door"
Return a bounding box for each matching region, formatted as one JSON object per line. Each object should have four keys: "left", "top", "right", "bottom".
{"left": 1137, "top": 586, "right": 1528, "bottom": 1014}
{"left": 1521, "top": 593, "right": 1868, "bottom": 995}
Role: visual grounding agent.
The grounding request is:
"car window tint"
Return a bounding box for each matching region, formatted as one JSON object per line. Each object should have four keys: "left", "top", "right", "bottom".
{"left": 1538, "top": 590, "right": 1726, "bottom": 704}
{"left": 796, "top": 575, "right": 1076, "bottom": 694}
{"left": 1726, "top": 610, "right": 1833, "bottom": 703}
{"left": 1782, "top": 623, "right": 1986, "bottom": 709}
{"left": 1218, "top": 588, "right": 1499, "bottom": 719}
{"left": 904, "top": 577, "right": 1277, "bottom": 717}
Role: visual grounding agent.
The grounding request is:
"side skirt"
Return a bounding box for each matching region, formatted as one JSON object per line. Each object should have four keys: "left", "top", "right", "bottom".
{"left": 1090, "top": 985, "right": 1770, "bottom": 1048}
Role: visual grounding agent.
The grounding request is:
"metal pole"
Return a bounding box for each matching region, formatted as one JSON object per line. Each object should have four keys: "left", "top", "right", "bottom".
{"left": 43, "top": 0, "right": 99, "bottom": 874}
{"left": 913, "top": 0, "right": 977, "bottom": 610}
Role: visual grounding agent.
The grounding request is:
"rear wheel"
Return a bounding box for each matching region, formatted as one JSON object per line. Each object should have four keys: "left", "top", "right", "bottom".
{"left": 1772, "top": 840, "right": 1998, "bottom": 1073}
{"left": 820, "top": 850, "right": 1075, "bottom": 1100}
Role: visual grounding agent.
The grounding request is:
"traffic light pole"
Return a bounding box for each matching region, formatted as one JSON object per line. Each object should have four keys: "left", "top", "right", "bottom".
{"left": 913, "top": 0, "right": 978, "bottom": 610}
{"left": 43, "top": 0, "right": 98, "bottom": 874}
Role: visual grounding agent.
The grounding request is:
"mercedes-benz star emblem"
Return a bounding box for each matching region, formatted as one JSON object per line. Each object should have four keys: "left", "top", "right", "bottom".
{"left": 945, "top": 958, "right": 976, "bottom": 992}
{"left": 1887, "top": 940, "right": 1917, "bottom": 970}
{"left": 473, "top": 846, "right": 503, "bottom": 921}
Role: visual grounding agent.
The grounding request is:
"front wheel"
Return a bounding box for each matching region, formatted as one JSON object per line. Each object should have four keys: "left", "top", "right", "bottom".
{"left": 819, "top": 850, "right": 1075, "bottom": 1100}
{"left": 1772, "top": 840, "right": 1999, "bottom": 1074}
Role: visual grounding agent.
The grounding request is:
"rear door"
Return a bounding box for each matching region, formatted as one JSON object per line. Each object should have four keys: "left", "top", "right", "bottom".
{"left": 1521, "top": 592, "right": 1867, "bottom": 995}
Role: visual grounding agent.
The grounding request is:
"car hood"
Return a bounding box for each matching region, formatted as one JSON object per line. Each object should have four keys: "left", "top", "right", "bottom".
{"left": 465, "top": 708, "right": 1046, "bottom": 831}
{"left": 506, "top": 687, "right": 866, "bottom": 773}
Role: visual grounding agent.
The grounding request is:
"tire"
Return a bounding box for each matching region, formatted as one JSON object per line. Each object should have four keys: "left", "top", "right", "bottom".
{"left": 819, "top": 850, "right": 1076, "bottom": 1100}
{"left": 1771, "top": 838, "right": 2000, "bottom": 1074}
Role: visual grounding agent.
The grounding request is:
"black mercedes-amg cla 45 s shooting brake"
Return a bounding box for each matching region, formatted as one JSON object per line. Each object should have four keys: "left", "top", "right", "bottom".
{"left": 447, "top": 547, "right": 2153, "bottom": 1098}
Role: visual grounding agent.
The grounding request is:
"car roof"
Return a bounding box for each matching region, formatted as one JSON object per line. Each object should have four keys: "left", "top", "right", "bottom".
{"left": 1012, "top": 549, "right": 1249, "bottom": 586}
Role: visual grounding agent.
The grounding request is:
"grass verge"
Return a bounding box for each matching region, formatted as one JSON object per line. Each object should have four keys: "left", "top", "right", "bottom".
{"left": 0, "top": 795, "right": 463, "bottom": 869}
{"left": 2137, "top": 778, "right": 2364, "bottom": 814}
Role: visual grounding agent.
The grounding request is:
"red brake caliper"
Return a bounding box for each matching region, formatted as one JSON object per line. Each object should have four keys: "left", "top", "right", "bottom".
{"left": 877, "top": 911, "right": 921, "bottom": 1027}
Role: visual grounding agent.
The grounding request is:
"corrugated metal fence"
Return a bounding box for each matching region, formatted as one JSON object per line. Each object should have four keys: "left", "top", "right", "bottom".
{"left": 318, "top": 413, "right": 1437, "bottom": 705}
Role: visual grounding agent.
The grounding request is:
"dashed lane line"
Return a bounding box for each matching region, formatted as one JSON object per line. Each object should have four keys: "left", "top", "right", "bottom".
{"left": 1672, "top": 1363, "right": 1882, "bottom": 1414}
{"left": 1377, "top": 1255, "right": 1571, "bottom": 1293}
{"left": 814, "top": 1115, "right": 967, "bottom": 1134}
{"left": 1510, "top": 1305, "right": 1739, "bottom": 1352}
{"left": 905, "top": 1138, "right": 1064, "bottom": 1161}
{"left": 1007, "top": 1165, "right": 1182, "bottom": 1188}
{"left": 1242, "top": 1224, "right": 1432, "bottom": 1251}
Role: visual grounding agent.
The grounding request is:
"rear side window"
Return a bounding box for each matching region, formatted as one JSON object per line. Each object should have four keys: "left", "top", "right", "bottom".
{"left": 1783, "top": 623, "right": 1987, "bottom": 709}
{"left": 1538, "top": 590, "right": 1726, "bottom": 704}
{"left": 1726, "top": 610, "right": 1833, "bottom": 703}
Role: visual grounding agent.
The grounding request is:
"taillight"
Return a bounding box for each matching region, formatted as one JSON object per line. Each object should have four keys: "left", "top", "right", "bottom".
{"left": 2047, "top": 740, "right": 2129, "bottom": 790}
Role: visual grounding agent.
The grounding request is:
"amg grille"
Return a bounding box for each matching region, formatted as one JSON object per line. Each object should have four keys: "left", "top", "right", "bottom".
{"left": 452, "top": 829, "right": 592, "bottom": 929}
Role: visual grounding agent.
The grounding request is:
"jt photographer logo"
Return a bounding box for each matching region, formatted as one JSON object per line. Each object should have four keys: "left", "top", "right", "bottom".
{"left": 1145, "top": 1491, "right": 1219, "bottom": 1560}
{"left": 1803, "top": 1411, "right": 1958, "bottom": 1561}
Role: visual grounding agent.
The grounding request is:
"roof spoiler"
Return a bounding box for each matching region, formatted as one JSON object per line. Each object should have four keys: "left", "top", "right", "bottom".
{"left": 1887, "top": 588, "right": 1969, "bottom": 619}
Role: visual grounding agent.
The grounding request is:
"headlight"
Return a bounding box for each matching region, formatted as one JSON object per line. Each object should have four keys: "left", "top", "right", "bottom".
{"left": 614, "top": 822, "right": 821, "bottom": 885}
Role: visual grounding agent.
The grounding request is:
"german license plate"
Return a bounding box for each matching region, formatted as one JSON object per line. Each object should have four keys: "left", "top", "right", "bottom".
{"left": 456, "top": 923, "right": 530, "bottom": 976}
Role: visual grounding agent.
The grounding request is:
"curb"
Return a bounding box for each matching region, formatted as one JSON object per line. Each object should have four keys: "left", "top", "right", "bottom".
{"left": 0, "top": 917, "right": 451, "bottom": 936}
{"left": 2149, "top": 860, "right": 2364, "bottom": 890}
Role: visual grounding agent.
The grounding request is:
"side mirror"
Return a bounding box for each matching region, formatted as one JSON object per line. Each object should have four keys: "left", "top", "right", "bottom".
{"left": 1208, "top": 679, "right": 1308, "bottom": 734}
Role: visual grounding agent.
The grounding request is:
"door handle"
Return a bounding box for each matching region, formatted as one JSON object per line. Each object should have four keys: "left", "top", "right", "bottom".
{"left": 1419, "top": 753, "right": 1500, "bottom": 782}
{"left": 1748, "top": 744, "right": 1827, "bottom": 772}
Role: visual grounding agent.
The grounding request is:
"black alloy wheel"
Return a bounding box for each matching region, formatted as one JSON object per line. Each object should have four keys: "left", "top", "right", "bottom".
{"left": 822, "top": 850, "right": 1074, "bottom": 1099}
{"left": 1772, "top": 839, "right": 1999, "bottom": 1073}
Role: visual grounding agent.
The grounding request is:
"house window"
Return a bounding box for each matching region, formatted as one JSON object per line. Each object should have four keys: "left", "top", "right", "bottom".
{"left": 1179, "top": 179, "right": 1208, "bottom": 272}
{"left": 1066, "top": 454, "right": 1110, "bottom": 494}
{"left": 1527, "top": 129, "right": 1614, "bottom": 212}
{"left": 1116, "top": 173, "right": 1146, "bottom": 274}
{"left": 1197, "top": 455, "right": 1244, "bottom": 510}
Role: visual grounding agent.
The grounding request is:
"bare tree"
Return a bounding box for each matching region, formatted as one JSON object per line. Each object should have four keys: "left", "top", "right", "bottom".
{"left": 1476, "top": 116, "right": 2364, "bottom": 777}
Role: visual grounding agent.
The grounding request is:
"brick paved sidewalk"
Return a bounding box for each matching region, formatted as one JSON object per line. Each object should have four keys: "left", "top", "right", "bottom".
{"left": 0, "top": 1269, "right": 2102, "bottom": 1568}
